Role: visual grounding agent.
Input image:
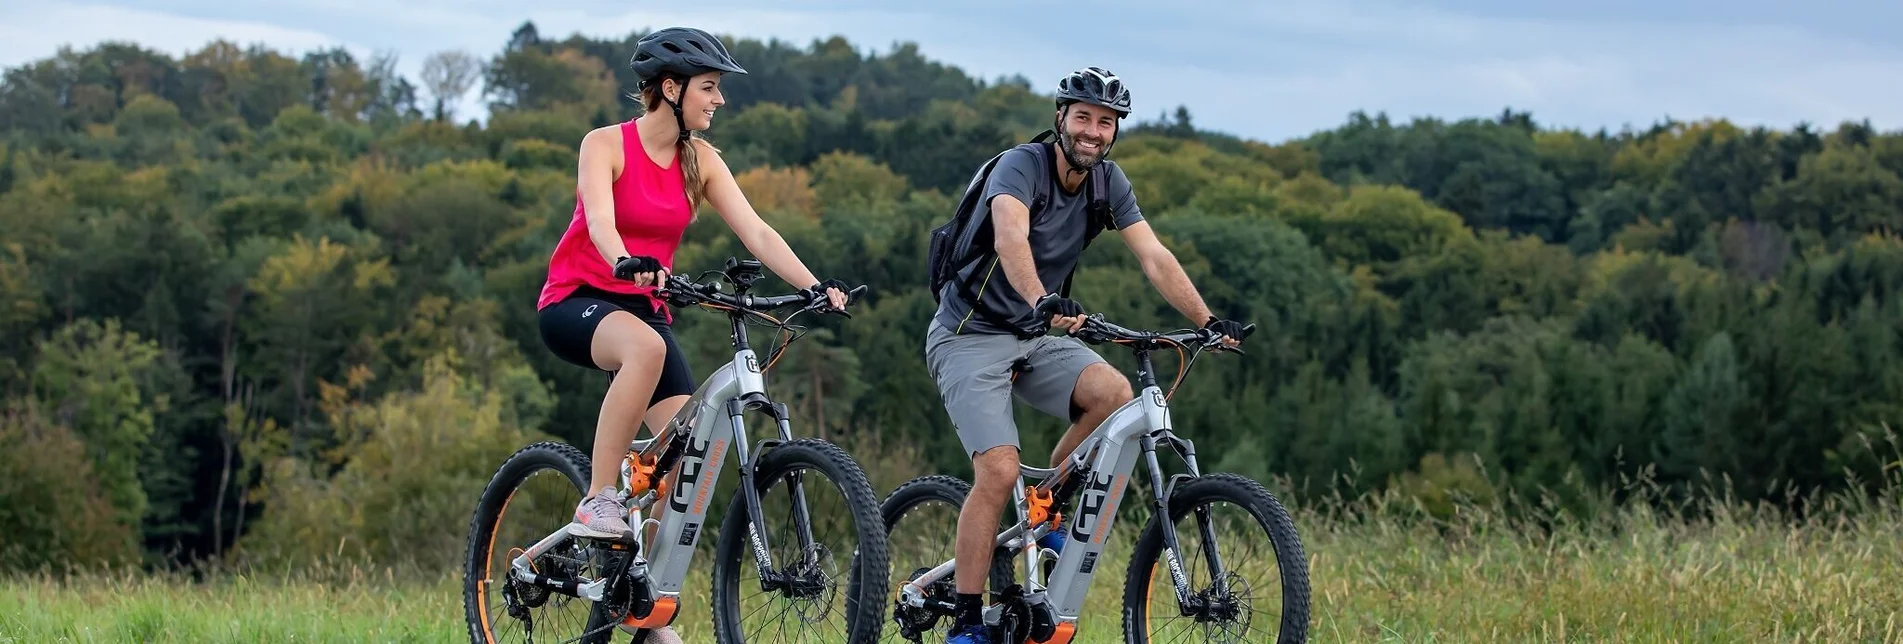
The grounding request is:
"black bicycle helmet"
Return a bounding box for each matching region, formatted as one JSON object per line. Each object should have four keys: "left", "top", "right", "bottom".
{"left": 630, "top": 27, "right": 747, "bottom": 86}
{"left": 629, "top": 27, "right": 746, "bottom": 140}
{"left": 1054, "top": 66, "right": 1131, "bottom": 117}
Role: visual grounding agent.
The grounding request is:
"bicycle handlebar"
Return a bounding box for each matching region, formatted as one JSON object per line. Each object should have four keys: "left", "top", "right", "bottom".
{"left": 654, "top": 271, "right": 867, "bottom": 319}
{"left": 1069, "top": 313, "right": 1256, "bottom": 354}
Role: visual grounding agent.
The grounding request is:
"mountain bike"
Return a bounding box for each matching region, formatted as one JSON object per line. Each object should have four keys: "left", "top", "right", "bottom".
{"left": 464, "top": 257, "right": 891, "bottom": 643}
{"left": 882, "top": 313, "right": 1310, "bottom": 643}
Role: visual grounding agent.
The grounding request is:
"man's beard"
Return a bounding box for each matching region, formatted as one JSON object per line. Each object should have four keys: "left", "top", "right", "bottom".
{"left": 1058, "top": 129, "right": 1108, "bottom": 170}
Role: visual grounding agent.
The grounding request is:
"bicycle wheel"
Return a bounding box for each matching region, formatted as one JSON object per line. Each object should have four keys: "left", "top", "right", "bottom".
{"left": 710, "top": 438, "right": 891, "bottom": 643}
{"left": 1120, "top": 473, "right": 1310, "bottom": 643}
{"left": 879, "top": 475, "right": 1019, "bottom": 643}
{"left": 463, "top": 441, "right": 642, "bottom": 644}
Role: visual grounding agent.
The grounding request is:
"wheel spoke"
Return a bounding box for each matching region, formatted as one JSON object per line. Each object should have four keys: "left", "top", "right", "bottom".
{"left": 1133, "top": 475, "right": 1307, "bottom": 644}
{"left": 465, "top": 443, "right": 634, "bottom": 644}
{"left": 718, "top": 441, "right": 885, "bottom": 643}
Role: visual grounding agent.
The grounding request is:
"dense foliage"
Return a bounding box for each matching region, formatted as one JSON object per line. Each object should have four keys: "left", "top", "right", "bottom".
{"left": 2, "top": 22, "right": 1900, "bottom": 571}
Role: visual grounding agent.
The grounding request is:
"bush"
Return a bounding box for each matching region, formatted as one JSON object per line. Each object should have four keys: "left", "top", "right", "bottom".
{"left": 499, "top": 138, "right": 575, "bottom": 171}
{"left": 234, "top": 351, "right": 545, "bottom": 572}
{"left": 0, "top": 406, "right": 139, "bottom": 571}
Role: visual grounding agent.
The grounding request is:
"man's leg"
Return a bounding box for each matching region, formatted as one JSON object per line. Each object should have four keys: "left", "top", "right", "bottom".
{"left": 1012, "top": 339, "right": 1131, "bottom": 560}
{"left": 1049, "top": 363, "right": 1133, "bottom": 468}
{"left": 921, "top": 322, "right": 1022, "bottom": 633}
{"left": 957, "top": 444, "right": 1019, "bottom": 595}
{"left": 1016, "top": 340, "right": 1133, "bottom": 469}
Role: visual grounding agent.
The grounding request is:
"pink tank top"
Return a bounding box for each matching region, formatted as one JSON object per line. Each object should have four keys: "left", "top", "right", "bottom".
{"left": 537, "top": 119, "right": 693, "bottom": 321}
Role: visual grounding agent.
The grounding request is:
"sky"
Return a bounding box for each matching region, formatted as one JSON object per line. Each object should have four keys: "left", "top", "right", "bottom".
{"left": 2, "top": 0, "right": 1900, "bottom": 143}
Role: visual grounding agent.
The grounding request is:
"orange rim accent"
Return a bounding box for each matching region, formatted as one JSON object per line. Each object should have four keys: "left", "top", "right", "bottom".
{"left": 477, "top": 488, "right": 518, "bottom": 642}
{"left": 1144, "top": 561, "right": 1159, "bottom": 640}
{"left": 1032, "top": 621, "right": 1077, "bottom": 644}
{"left": 621, "top": 596, "right": 681, "bottom": 629}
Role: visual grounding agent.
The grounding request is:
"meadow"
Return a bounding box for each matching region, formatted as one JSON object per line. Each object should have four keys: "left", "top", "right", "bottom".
{"left": 10, "top": 464, "right": 1900, "bottom": 644}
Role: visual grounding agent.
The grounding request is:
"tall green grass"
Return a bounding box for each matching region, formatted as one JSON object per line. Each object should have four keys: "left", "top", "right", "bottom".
{"left": 8, "top": 432, "right": 1902, "bottom": 643}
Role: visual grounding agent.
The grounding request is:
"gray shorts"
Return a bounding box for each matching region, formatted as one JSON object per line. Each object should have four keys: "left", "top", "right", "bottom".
{"left": 923, "top": 320, "right": 1108, "bottom": 458}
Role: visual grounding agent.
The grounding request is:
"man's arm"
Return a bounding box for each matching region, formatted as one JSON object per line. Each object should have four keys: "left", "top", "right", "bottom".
{"left": 1120, "top": 220, "right": 1214, "bottom": 324}
{"left": 990, "top": 193, "right": 1047, "bottom": 305}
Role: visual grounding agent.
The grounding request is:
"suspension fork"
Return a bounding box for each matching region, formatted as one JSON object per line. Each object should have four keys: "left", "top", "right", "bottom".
{"left": 1130, "top": 346, "right": 1194, "bottom": 606}
{"left": 732, "top": 397, "right": 824, "bottom": 590}
{"left": 725, "top": 307, "right": 787, "bottom": 585}
{"left": 1150, "top": 431, "right": 1230, "bottom": 611}
{"left": 729, "top": 399, "right": 778, "bottom": 585}
{"left": 1142, "top": 436, "right": 1195, "bottom": 608}
{"left": 773, "top": 405, "right": 820, "bottom": 567}
{"left": 1176, "top": 435, "right": 1229, "bottom": 597}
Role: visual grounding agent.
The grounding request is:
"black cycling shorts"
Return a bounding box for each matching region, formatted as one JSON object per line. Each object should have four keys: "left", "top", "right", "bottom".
{"left": 539, "top": 284, "right": 696, "bottom": 405}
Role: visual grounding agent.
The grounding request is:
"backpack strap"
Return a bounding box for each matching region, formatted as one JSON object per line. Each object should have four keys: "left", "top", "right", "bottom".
{"left": 951, "top": 130, "right": 1116, "bottom": 333}
{"left": 947, "top": 136, "right": 1056, "bottom": 337}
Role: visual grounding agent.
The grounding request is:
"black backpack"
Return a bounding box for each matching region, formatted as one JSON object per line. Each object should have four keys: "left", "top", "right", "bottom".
{"left": 927, "top": 129, "right": 1116, "bottom": 336}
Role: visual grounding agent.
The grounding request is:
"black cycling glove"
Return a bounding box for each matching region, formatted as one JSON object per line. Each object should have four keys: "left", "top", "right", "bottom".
{"left": 1033, "top": 294, "right": 1084, "bottom": 321}
{"left": 802, "top": 278, "right": 850, "bottom": 310}
{"left": 1204, "top": 316, "right": 1248, "bottom": 342}
{"left": 613, "top": 255, "right": 662, "bottom": 281}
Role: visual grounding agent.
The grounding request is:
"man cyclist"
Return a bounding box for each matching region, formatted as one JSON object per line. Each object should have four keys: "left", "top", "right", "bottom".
{"left": 922, "top": 66, "right": 1248, "bottom": 643}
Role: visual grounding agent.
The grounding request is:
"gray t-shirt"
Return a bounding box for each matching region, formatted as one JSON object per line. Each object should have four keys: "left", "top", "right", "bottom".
{"left": 933, "top": 142, "right": 1146, "bottom": 335}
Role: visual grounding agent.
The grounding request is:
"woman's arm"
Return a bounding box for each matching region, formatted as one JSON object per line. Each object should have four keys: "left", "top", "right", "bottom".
{"left": 578, "top": 127, "right": 629, "bottom": 263}
{"left": 695, "top": 139, "right": 845, "bottom": 307}
{"left": 577, "top": 127, "right": 662, "bottom": 286}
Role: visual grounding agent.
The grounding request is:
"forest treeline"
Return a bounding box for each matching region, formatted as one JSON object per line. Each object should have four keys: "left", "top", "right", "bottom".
{"left": 2, "top": 22, "right": 1900, "bottom": 573}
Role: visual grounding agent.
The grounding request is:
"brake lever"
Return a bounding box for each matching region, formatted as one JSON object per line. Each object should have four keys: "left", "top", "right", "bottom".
{"left": 656, "top": 275, "right": 708, "bottom": 308}
{"left": 807, "top": 283, "right": 868, "bottom": 318}
{"left": 1198, "top": 328, "right": 1249, "bottom": 355}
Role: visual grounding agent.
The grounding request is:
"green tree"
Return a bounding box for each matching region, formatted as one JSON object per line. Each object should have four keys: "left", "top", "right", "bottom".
{"left": 1757, "top": 142, "right": 1903, "bottom": 237}
{"left": 28, "top": 319, "right": 167, "bottom": 530}
{"left": 241, "top": 235, "right": 395, "bottom": 456}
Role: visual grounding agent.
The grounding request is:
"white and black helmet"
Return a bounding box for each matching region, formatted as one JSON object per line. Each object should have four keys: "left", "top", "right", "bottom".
{"left": 1054, "top": 66, "right": 1131, "bottom": 117}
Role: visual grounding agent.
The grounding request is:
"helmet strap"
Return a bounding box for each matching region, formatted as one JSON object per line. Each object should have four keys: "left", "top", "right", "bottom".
{"left": 661, "top": 74, "right": 691, "bottom": 142}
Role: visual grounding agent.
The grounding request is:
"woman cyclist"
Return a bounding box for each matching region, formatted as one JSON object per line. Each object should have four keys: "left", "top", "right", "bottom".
{"left": 536, "top": 25, "right": 851, "bottom": 560}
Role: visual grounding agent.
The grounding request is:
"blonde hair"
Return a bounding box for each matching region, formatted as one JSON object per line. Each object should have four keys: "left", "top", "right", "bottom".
{"left": 638, "top": 79, "right": 714, "bottom": 212}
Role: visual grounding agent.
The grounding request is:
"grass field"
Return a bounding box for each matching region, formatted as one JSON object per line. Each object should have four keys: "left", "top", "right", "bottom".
{"left": 8, "top": 474, "right": 1903, "bottom": 644}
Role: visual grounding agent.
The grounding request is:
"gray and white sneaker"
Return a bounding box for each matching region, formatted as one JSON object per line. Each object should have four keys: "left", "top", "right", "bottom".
{"left": 570, "top": 487, "right": 635, "bottom": 540}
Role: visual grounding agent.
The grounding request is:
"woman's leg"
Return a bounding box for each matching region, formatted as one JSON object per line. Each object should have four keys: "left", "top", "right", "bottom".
{"left": 570, "top": 310, "right": 668, "bottom": 539}
{"left": 587, "top": 310, "right": 669, "bottom": 494}
{"left": 638, "top": 321, "right": 698, "bottom": 436}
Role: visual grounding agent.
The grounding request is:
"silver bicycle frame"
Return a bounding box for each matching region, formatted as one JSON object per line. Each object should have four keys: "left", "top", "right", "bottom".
{"left": 507, "top": 344, "right": 771, "bottom": 607}
{"left": 898, "top": 379, "right": 1193, "bottom": 631}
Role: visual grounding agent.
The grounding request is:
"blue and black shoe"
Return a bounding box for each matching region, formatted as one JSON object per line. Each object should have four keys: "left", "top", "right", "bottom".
{"left": 946, "top": 623, "right": 992, "bottom": 644}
